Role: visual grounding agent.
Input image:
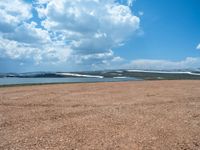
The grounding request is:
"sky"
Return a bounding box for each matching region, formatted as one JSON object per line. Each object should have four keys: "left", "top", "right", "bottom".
{"left": 0, "top": 0, "right": 200, "bottom": 72}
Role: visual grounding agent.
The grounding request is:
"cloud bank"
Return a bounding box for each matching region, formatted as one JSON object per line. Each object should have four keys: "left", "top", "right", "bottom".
{"left": 126, "top": 57, "right": 200, "bottom": 70}
{"left": 0, "top": 0, "right": 140, "bottom": 69}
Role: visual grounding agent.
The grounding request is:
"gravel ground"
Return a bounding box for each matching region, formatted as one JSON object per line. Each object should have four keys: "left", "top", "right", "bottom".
{"left": 0, "top": 80, "right": 200, "bottom": 150}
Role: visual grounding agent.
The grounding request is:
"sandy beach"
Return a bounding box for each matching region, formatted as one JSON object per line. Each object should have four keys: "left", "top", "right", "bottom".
{"left": 0, "top": 80, "right": 200, "bottom": 150}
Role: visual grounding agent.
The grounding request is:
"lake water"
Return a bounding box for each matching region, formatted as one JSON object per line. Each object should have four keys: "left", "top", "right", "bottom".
{"left": 0, "top": 77, "right": 141, "bottom": 86}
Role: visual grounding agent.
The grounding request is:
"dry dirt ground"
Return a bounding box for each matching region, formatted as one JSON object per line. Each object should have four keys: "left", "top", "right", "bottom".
{"left": 0, "top": 80, "right": 200, "bottom": 150}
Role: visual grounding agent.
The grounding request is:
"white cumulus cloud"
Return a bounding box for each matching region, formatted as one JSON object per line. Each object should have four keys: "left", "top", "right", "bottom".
{"left": 138, "top": 11, "right": 144, "bottom": 16}
{"left": 36, "top": 0, "right": 140, "bottom": 62}
{"left": 0, "top": 0, "right": 140, "bottom": 69}
{"left": 0, "top": 0, "right": 32, "bottom": 33}
{"left": 127, "top": 0, "right": 134, "bottom": 7}
{"left": 197, "top": 43, "right": 200, "bottom": 50}
{"left": 4, "top": 22, "right": 51, "bottom": 44}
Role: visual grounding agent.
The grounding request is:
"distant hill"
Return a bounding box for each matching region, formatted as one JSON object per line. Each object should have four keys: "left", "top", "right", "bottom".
{"left": 1, "top": 69, "right": 200, "bottom": 80}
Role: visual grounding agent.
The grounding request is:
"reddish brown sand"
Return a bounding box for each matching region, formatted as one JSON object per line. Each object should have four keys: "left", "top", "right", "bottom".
{"left": 0, "top": 80, "right": 200, "bottom": 150}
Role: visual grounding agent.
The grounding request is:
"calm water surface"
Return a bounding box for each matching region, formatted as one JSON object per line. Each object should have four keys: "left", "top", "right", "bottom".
{"left": 0, "top": 77, "right": 141, "bottom": 85}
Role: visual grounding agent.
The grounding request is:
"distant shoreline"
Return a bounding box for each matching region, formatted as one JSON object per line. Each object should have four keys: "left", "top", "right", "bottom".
{"left": 0, "top": 79, "right": 141, "bottom": 88}
{"left": 1, "top": 70, "right": 200, "bottom": 82}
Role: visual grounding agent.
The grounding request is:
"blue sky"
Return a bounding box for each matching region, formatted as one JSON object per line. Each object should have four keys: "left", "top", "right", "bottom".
{"left": 0, "top": 0, "right": 200, "bottom": 72}
{"left": 116, "top": 0, "right": 200, "bottom": 60}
